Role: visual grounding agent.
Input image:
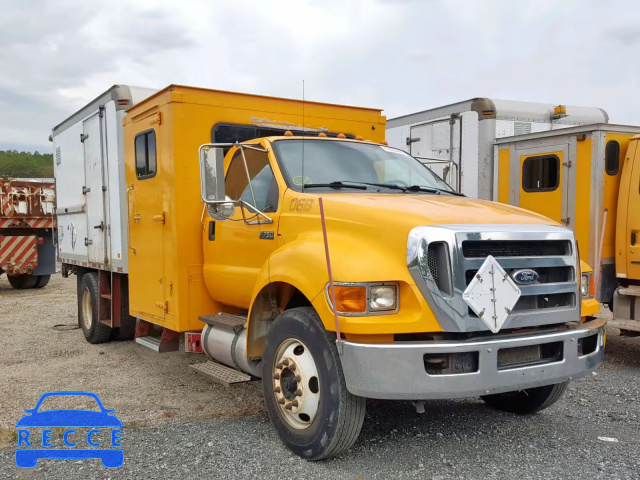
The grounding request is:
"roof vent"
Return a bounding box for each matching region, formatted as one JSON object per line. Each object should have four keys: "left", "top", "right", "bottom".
{"left": 514, "top": 122, "right": 532, "bottom": 135}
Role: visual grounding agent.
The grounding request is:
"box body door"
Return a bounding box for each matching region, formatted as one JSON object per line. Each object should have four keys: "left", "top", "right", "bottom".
{"left": 127, "top": 127, "right": 167, "bottom": 322}
{"left": 624, "top": 147, "right": 640, "bottom": 279}
{"left": 83, "top": 112, "right": 108, "bottom": 264}
{"left": 516, "top": 145, "right": 570, "bottom": 224}
{"left": 409, "top": 117, "right": 461, "bottom": 190}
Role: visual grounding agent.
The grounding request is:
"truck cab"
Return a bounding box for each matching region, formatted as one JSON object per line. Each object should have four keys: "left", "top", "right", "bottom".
{"left": 198, "top": 134, "right": 605, "bottom": 459}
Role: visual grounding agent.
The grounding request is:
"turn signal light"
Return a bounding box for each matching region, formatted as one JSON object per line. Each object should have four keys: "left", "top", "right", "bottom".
{"left": 334, "top": 286, "right": 366, "bottom": 313}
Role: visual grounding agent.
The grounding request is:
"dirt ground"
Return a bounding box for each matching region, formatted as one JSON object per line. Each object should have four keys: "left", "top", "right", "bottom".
{"left": 0, "top": 273, "right": 264, "bottom": 447}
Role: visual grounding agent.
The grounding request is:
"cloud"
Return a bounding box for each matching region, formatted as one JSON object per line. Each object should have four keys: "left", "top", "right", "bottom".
{"left": 2, "top": 0, "right": 640, "bottom": 153}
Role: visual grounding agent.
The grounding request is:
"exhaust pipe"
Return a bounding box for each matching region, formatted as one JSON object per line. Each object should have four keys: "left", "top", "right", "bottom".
{"left": 201, "top": 322, "right": 262, "bottom": 377}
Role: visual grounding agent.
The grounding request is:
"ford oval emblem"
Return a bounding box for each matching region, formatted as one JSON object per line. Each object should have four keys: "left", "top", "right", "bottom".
{"left": 511, "top": 269, "right": 539, "bottom": 285}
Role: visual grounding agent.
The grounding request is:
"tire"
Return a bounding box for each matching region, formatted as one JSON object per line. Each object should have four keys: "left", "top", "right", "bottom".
{"left": 33, "top": 275, "right": 51, "bottom": 289}
{"left": 78, "top": 272, "right": 111, "bottom": 344}
{"left": 481, "top": 381, "right": 569, "bottom": 414}
{"left": 262, "top": 307, "right": 366, "bottom": 460}
{"left": 7, "top": 274, "right": 38, "bottom": 289}
{"left": 111, "top": 277, "right": 136, "bottom": 341}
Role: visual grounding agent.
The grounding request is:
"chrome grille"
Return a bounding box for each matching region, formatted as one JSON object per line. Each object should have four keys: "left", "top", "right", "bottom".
{"left": 512, "top": 293, "right": 575, "bottom": 311}
{"left": 462, "top": 240, "right": 571, "bottom": 258}
{"left": 407, "top": 225, "right": 580, "bottom": 333}
{"left": 465, "top": 266, "right": 572, "bottom": 286}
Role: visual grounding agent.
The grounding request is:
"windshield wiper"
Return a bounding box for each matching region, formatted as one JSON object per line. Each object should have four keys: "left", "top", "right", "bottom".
{"left": 303, "top": 181, "right": 406, "bottom": 191}
{"left": 303, "top": 181, "right": 368, "bottom": 190}
{"left": 405, "top": 185, "right": 465, "bottom": 196}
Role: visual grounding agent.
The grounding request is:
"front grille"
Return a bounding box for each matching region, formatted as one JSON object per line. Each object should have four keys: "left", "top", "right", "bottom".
{"left": 409, "top": 225, "right": 579, "bottom": 333}
{"left": 465, "top": 266, "right": 573, "bottom": 286}
{"left": 461, "top": 240, "right": 571, "bottom": 258}
{"left": 468, "top": 293, "right": 575, "bottom": 317}
{"left": 512, "top": 293, "right": 575, "bottom": 311}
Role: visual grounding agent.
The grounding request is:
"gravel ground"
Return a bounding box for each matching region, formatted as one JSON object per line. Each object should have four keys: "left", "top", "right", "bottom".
{"left": 1, "top": 273, "right": 639, "bottom": 479}
{"left": 0, "top": 274, "right": 263, "bottom": 435}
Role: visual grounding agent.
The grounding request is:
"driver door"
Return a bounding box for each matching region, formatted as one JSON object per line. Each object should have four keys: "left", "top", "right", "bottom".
{"left": 203, "top": 145, "right": 281, "bottom": 308}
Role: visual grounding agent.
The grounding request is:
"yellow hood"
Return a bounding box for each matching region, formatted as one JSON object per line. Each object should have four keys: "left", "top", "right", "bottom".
{"left": 317, "top": 193, "right": 557, "bottom": 229}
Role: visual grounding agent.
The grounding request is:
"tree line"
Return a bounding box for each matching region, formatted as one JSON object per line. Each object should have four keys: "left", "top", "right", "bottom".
{"left": 0, "top": 150, "right": 54, "bottom": 178}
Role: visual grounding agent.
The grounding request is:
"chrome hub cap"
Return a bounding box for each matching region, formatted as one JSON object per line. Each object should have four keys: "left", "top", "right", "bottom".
{"left": 272, "top": 339, "right": 320, "bottom": 430}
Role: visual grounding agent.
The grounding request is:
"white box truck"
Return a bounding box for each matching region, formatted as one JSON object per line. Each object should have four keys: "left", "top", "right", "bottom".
{"left": 50, "top": 85, "right": 156, "bottom": 338}
{"left": 386, "top": 98, "right": 608, "bottom": 199}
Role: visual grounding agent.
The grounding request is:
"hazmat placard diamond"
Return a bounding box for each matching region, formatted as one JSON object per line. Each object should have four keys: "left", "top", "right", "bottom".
{"left": 462, "top": 255, "right": 521, "bottom": 333}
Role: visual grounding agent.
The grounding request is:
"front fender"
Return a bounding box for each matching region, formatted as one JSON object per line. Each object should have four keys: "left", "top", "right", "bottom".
{"left": 260, "top": 231, "right": 440, "bottom": 335}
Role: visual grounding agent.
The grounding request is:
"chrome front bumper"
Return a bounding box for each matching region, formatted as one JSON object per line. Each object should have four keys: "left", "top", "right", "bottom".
{"left": 340, "top": 318, "right": 606, "bottom": 400}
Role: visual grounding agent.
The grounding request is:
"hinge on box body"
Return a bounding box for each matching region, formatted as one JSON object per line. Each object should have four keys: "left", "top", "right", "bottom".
{"left": 152, "top": 212, "right": 166, "bottom": 224}
{"left": 156, "top": 300, "right": 168, "bottom": 312}
{"left": 562, "top": 161, "right": 572, "bottom": 168}
{"left": 80, "top": 133, "right": 89, "bottom": 143}
{"left": 561, "top": 217, "right": 571, "bottom": 226}
{"left": 406, "top": 137, "right": 421, "bottom": 145}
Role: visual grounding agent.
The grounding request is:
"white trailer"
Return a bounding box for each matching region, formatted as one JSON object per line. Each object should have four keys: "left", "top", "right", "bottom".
{"left": 51, "top": 85, "right": 156, "bottom": 340}
{"left": 386, "top": 98, "right": 608, "bottom": 199}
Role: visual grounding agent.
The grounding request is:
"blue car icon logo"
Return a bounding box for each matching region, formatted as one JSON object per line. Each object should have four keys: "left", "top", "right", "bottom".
{"left": 15, "top": 391, "right": 123, "bottom": 468}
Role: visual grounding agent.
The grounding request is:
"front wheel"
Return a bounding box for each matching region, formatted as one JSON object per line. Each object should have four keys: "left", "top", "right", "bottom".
{"left": 480, "top": 381, "right": 569, "bottom": 414}
{"left": 262, "top": 307, "right": 366, "bottom": 460}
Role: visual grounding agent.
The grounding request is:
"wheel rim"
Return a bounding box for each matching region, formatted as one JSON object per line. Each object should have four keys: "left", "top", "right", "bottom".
{"left": 272, "top": 339, "right": 320, "bottom": 430}
{"left": 81, "top": 287, "right": 93, "bottom": 330}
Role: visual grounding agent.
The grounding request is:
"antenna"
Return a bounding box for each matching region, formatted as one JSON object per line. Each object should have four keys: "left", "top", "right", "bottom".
{"left": 301, "top": 79, "right": 305, "bottom": 192}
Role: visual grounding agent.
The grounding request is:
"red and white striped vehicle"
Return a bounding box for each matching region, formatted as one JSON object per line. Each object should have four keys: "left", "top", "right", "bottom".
{"left": 0, "top": 178, "right": 56, "bottom": 289}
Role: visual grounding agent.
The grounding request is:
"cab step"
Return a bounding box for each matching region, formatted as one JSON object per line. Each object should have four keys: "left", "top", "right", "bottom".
{"left": 191, "top": 361, "right": 251, "bottom": 386}
{"left": 608, "top": 319, "right": 640, "bottom": 332}
{"left": 619, "top": 285, "right": 640, "bottom": 297}
{"left": 135, "top": 336, "right": 161, "bottom": 351}
{"left": 134, "top": 320, "right": 180, "bottom": 353}
{"left": 200, "top": 313, "right": 246, "bottom": 332}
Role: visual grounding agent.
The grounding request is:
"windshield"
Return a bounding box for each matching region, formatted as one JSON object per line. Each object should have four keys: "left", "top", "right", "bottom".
{"left": 272, "top": 139, "right": 454, "bottom": 193}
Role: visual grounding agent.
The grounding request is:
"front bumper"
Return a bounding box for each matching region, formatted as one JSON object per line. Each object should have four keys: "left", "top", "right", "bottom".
{"left": 340, "top": 318, "right": 605, "bottom": 400}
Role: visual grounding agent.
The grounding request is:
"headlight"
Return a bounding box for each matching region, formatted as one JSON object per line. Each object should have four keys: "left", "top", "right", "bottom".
{"left": 581, "top": 273, "right": 592, "bottom": 298}
{"left": 328, "top": 283, "right": 398, "bottom": 315}
{"left": 369, "top": 285, "right": 397, "bottom": 311}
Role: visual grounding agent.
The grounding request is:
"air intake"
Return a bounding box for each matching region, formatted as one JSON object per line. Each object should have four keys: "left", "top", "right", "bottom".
{"left": 426, "top": 241, "right": 453, "bottom": 297}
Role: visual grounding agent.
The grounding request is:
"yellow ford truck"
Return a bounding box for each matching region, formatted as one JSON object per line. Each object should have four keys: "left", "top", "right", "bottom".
{"left": 54, "top": 85, "right": 605, "bottom": 460}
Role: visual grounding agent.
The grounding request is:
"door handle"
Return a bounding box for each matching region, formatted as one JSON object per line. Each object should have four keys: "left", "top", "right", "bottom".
{"left": 632, "top": 232, "right": 637, "bottom": 246}
{"left": 126, "top": 184, "right": 136, "bottom": 254}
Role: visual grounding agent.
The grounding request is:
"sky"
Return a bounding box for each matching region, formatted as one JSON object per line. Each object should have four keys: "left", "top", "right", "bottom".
{"left": 1, "top": 0, "right": 639, "bottom": 153}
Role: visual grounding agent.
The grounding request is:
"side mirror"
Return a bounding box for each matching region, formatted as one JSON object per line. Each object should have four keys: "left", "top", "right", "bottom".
{"left": 207, "top": 198, "right": 235, "bottom": 222}
{"left": 199, "top": 145, "right": 226, "bottom": 203}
